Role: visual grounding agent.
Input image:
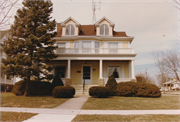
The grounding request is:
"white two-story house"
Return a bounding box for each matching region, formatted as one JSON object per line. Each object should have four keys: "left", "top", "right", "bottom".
{"left": 47, "top": 17, "right": 137, "bottom": 87}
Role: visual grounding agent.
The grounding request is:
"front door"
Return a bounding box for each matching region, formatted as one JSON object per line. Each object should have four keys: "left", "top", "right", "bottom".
{"left": 82, "top": 65, "right": 92, "bottom": 84}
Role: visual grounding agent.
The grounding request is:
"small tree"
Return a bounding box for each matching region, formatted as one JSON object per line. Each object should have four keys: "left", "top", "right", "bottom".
{"left": 105, "top": 75, "right": 117, "bottom": 95}
{"left": 1, "top": 0, "right": 57, "bottom": 96}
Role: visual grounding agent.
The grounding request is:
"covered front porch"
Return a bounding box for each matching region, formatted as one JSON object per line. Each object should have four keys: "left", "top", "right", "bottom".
{"left": 47, "top": 59, "right": 136, "bottom": 86}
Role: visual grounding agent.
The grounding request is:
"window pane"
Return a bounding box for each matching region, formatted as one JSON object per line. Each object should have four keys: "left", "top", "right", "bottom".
{"left": 82, "top": 42, "right": 91, "bottom": 48}
{"left": 100, "top": 25, "right": 104, "bottom": 35}
{"left": 58, "top": 43, "right": 65, "bottom": 48}
{"left": 66, "top": 25, "right": 70, "bottom": 35}
{"left": 105, "top": 25, "right": 109, "bottom": 35}
{"left": 108, "top": 66, "right": 120, "bottom": 78}
{"left": 71, "top": 25, "right": 75, "bottom": 35}
{"left": 109, "top": 42, "right": 118, "bottom": 48}
{"left": 56, "top": 66, "right": 66, "bottom": 78}
{"left": 95, "top": 42, "right": 100, "bottom": 48}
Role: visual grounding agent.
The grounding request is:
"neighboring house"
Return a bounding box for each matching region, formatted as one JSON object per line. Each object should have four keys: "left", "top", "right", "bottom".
{"left": 47, "top": 16, "right": 137, "bottom": 88}
{"left": 164, "top": 78, "right": 180, "bottom": 90}
{"left": 0, "top": 30, "right": 16, "bottom": 84}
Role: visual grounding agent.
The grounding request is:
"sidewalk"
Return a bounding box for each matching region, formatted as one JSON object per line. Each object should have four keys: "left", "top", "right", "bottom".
{"left": 0, "top": 96, "right": 180, "bottom": 122}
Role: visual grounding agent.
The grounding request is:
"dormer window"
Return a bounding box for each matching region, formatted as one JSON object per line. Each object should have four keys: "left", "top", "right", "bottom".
{"left": 100, "top": 24, "right": 109, "bottom": 35}
{"left": 66, "top": 24, "right": 75, "bottom": 35}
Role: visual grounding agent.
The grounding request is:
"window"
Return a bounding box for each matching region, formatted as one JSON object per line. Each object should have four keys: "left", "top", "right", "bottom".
{"left": 108, "top": 66, "right": 120, "bottom": 78}
{"left": 109, "top": 42, "right": 118, "bottom": 53}
{"left": 100, "top": 24, "right": 109, "bottom": 35}
{"left": 95, "top": 42, "right": 100, "bottom": 53}
{"left": 57, "top": 43, "right": 66, "bottom": 53}
{"left": 55, "top": 66, "right": 66, "bottom": 78}
{"left": 82, "top": 41, "right": 91, "bottom": 53}
{"left": 58, "top": 43, "right": 66, "bottom": 48}
{"left": 66, "top": 24, "right": 75, "bottom": 35}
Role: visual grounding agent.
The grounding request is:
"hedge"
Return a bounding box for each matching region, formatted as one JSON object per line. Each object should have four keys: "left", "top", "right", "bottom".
{"left": 116, "top": 82, "right": 161, "bottom": 98}
{"left": 89, "top": 86, "right": 111, "bottom": 98}
{"left": 52, "top": 86, "right": 75, "bottom": 98}
{"left": 1, "top": 84, "right": 14, "bottom": 92}
{"left": 12, "top": 80, "right": 53, "bottom": 96}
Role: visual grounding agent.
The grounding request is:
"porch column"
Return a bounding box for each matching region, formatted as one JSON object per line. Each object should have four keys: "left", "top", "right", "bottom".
{"left": 100, "top": 59, "right": 103, "bottom": 78}
{"left": 65, "top": 59, "right": 72, "bottom": 86}
{"left": 130, "top": 59, "right": 136, "bottom": 82}
{"left": 98, "top": 59, "right": 104, "bottom": 86}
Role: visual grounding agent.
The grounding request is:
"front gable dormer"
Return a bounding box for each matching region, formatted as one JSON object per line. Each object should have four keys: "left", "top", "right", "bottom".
{"left": 95, "top": 17, "right": 115, "bottom": 36}
{"left": 61, "top": 17, "right": 80, "bottom": 36}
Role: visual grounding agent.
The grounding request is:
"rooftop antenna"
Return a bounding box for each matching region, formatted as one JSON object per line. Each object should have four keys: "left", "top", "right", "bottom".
{"left": 92, "top": 0, "right": 101, "bottom": 24}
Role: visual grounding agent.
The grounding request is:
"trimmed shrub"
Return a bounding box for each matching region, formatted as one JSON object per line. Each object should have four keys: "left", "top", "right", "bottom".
{"left": 12, "top": 80, "right": 26, "bottom": 96}
{"left": 89, "top": 86, "right": 111, "bottom": 98}
{"left": 52, "top": 86, "right": 75, "bottom": 98}
{"left": 1, "top": 84, "right": 14, "bottom": 92}
{"left": 116, "top": 82, "right": 161, "bottom": 98}
{"left": 12, "top": 80, "right": 53, "bottom": 96}
{"left": 105, "top": 75, "right": 117, "bottom": 96}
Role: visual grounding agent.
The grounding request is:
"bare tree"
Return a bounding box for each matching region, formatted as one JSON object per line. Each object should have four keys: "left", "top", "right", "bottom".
{"left": 136, "top": 73, "right": 155, "bottom": 84}
{"left": 152, "top": 50, "right": 180, "bottom": 84}
{"left": 0, "top": 0, "right": 19, "bottom": 30}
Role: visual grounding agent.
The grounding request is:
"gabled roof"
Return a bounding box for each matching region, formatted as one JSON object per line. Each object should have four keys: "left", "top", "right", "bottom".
{"left": 95, "top": 16, "right": 115, "bottom": 27}
{"left": 61, "top": 17, "right": 80, "bottom": 27}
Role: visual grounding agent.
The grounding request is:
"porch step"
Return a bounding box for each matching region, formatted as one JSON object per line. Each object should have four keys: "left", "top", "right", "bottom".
{"left": 72, "top": 85, "right": 98, "bottom": 96}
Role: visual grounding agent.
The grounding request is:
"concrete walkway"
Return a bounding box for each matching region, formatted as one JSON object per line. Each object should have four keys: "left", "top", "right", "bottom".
{"left": 1, "top": 96, "right": 180, "bottom": 122}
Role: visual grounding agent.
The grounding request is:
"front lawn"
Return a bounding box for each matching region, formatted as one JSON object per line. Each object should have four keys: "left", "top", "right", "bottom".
{"left": 82, "top": 95, "right": 180, "bottom": 110}
{"left": 1, "top": 92, "right": 70, "bottom": 108}
{"left": 1, "top": 112, "right": 37, "bottom": 121}
{"left": 72, "top": 115, "right": 180, "bottom": 122}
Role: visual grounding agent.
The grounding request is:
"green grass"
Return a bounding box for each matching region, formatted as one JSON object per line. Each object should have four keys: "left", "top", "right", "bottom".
{"left": 1, "top": 92, "right": 70, "bottom": 108}
{"left": 72, "top": 115, "right": 180, "bottom": 122}
{"left": 82, "top": 95, "right": 180, "bottom": 110}
{"left": 1, "top": 112, "right": 37, "bottom": 121}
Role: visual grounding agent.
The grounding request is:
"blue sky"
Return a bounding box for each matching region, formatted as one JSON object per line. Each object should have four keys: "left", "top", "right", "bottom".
{"left": 7, "top": 0, "right": 179, "bottom": 80}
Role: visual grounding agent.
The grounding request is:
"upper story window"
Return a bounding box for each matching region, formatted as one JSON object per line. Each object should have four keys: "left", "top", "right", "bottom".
{"left": 58, "top": 43, "right": 66, "bottom": 48}
{"left": 66, "top": 24, "right": 75, "bottom": 35}
{"left": 100, "top": 24, "right": 109, "bottom": 35}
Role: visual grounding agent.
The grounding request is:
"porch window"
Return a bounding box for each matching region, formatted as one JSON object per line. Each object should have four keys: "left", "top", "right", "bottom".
{"left": 109, "top": 42, "right": 118, "bottom": 53}
{"left": 55, "top": 66, "right": 66, "bottom": 78}
{"left": 108, "top": 66, "right": 120, "bottom": 78}
{"left": 66, "top": 24, "right": 75, "bottom": 35}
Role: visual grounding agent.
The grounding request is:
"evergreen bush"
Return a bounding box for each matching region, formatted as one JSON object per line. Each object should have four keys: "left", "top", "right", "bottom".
{"left": 89, "top": 86, "right": 110, "bottom": 98}
{"left": 12, "top": 80, "right": 26, "bottom": 96}
{"left": 116, "top": 82, "right": 161, "bottom": 98}
{"left": 105, "top": 75, "right": 117, "bottom": 96}
{"left": 52, "top": 74, "right": 64, "bottom": 89}
{"left": 52, "top": 86, "right": 75, "bottom": 98}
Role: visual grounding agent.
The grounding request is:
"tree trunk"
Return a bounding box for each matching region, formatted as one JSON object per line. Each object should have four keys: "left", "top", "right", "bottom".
{"left": 24, "top": 76, "right": 30, "bottom": 96}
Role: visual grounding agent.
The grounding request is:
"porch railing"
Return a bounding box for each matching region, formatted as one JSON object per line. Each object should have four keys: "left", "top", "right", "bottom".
{"left": 56, "top": 48, "right": 134, "bottom": 54}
